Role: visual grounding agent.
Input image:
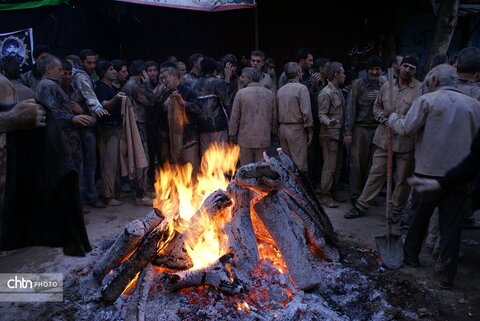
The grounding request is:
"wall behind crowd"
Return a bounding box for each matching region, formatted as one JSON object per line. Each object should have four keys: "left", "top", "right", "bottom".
{"left": 0, "top": 0, "right": 474, "bottom": 72}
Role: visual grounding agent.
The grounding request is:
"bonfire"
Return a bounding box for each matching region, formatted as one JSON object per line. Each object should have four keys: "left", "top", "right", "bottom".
{"left": 92, "top": 143, "right": 341, "bottom": 321}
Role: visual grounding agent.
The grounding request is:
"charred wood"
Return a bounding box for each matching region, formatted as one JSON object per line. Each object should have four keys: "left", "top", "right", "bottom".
{"left": 253, "top": 192, "right": 320, "bottom": 291}
{"left": 101, "top": 220, "right": 171, "bottom": 304}
{"left": 266, "top": 151, "right": 337, "bottom": 246}
{"left": 124, "top": 263, "right": 154, "bottom": 321}
{"left": 157, "top": 253, "right": 243, "bottom": 294}
{"left": 224, "top": 181, "right": 259, "bottom": 273}
{"left": 93, "top": 209, "right": 164, "bottom": 284}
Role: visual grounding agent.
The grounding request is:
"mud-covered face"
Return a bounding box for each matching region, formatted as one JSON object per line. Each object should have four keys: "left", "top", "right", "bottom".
{"left": 400, "top": 63, "right": 416, "bottom": 81}
{"left": 368, "top": 66, "right": 382, "bottom": 81}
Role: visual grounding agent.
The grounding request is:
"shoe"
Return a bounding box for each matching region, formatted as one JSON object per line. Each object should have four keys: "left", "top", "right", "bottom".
{"left": 105, "top": 198, "right": 123, "bottom": 206}
{"left": 319, "top": 196, "right": 339, "bottom": 208}
{"left": 344, "top": 204, "right": 367, "bottom": 219}
{"left": 89, "top": 199, "right": 107, "bottom": 209}
{"left": 135, "top": 196, "right": 153, "bottom": 207}
{"left": 403, "top": 256, "right": 420, "bottom": 268}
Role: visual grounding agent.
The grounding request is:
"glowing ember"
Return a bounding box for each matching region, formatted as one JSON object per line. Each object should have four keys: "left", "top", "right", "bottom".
{"left": 235, "top": 301, "right": 250, "bottom": 312}
{"left": 153, "top": 143, "right": 239, "bottom": 269}
{"left": 121, "top": 272, "right": 140, "bottom": 296}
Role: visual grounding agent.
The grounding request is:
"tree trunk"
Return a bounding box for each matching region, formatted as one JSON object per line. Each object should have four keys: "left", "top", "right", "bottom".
{"left": 426, "top": 0, "right": 459, "bottom": 70}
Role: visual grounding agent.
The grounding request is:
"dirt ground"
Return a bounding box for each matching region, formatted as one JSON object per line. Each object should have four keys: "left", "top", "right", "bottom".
{"left": 0, "top": 188, "right": 479, "bottom": 321}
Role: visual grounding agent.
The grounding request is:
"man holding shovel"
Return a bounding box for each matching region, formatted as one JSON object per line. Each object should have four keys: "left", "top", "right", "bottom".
{"left": 388, "top": 64, "right": 480, "bottom": 289}
{"left": 344, "top": 56, "right": 422, "bottom": 219}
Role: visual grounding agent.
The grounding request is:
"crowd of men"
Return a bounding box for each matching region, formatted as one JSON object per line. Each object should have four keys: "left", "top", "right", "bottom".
{"left": 1, "top": 45, "right": 480, "bottom": 289}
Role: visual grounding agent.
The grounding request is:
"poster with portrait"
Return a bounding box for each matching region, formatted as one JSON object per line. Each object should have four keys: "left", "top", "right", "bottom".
{"left": 0, "top": 28, "right": 34, "bottom": 70}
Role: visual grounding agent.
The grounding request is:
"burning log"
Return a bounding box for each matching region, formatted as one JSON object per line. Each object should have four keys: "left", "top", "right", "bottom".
{"left": 124, "top": 263, "right": 154, "bottom": 321}
{"left": 92, "top": 209, "right": 164, "bottom": 284}
{"left": 101, "top": 220, "right": 172, "bottom": 304}
{"left": 224, "top": 181, "right": 259, "bottom": 273}
{"left": 153, "top": 189, "right": 233, "bottom": 270}
{"left": 253, "top": 191, "right": 320, "bottom": 291}
{"left": 266, "top": 150, "right": 338, "bottom": 247}
{"left": 234, "top": 162, "right": 282, "bottom": 193}
{"left": 157, "top": 253, "right": 243, "bottom": 294}
{"left": 282, "top": 195, "right": 339, "bottom": 262}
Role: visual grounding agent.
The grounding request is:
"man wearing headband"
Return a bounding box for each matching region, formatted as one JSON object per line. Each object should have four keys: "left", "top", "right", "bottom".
{"left": 345, "top": 55, "right": 422, "bottom": 219}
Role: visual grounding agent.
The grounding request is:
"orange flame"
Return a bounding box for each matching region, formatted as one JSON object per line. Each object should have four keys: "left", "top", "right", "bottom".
{"left": 154, "top": 143, "right": 240, "bottom": 269}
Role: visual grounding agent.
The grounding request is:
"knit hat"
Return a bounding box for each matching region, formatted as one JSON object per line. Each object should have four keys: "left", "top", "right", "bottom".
{"left": 401, "top": 56, "right": 419, "bottom": 69}
{"left": 366, "top": 55, "right": 384, "bottom": 70}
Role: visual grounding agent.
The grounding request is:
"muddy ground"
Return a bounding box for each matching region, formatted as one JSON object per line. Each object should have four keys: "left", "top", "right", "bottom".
{"left": 0, "top": 188, "right": 478, "bottom": 321}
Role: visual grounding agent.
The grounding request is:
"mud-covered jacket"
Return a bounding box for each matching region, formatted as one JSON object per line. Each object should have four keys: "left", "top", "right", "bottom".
{"left": 318, "top": 81, "right": 344, "bottom": 141}
{"left": 345, "top": 76, "right": 382, "bottom": 136}
{"left": 192, "top": 74, "right": 230, "bottom": 133}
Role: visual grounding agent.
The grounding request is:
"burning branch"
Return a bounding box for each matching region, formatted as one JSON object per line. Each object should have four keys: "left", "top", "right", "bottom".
{"left": 101, "top": 220, "right": 172, "bottom": 304}
{"left": 92, "top": 209, "right": 164, "bottom": 284}
{"left": 124, "top": 263, "right": 155, "bottom": 321}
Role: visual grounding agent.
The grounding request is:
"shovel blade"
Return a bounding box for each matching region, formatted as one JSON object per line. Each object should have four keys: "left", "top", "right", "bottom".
{"left": 375, "top": 234, "right": 404, "bottom": 270}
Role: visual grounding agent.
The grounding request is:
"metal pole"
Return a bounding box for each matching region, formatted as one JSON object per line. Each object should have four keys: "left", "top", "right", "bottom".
{"left": 254, "top": 0, "right": 259, "bottom": 50}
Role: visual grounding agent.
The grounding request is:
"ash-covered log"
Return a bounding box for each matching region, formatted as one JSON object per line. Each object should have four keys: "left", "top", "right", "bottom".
{"left": 266, "top": 150, "right": 338, "bottom": 248}
{"left": 92, "top": 209, "right": 164, "bottom": 284}
{"left": 157, "top": 253, "right": 243, "bottom": 294}
{"left": 253, "top": 191, "right": 320, "bottom": 291}
{"left": 224, "top": 181, "right": 259, "bottom": 273}
{"left": 124, "top": 263, "right": 154, "bottom": 321}
{"left": 101, "top": 220, "right": 172, "bottom": 304}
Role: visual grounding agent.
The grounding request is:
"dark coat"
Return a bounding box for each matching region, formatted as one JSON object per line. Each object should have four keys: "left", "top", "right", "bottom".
{"left": 439, "top": 127, "right": 480, "bottom": 211}
{"left": 1, "top": 108, "right": 91, "bottom": 256}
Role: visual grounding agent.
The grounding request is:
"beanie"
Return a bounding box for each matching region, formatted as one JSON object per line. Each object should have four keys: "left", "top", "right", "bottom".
{"left": 367, "top": 55, "right": 384, "bottom": 70}
{"left": 401, "top": 56, "right": 419, "bottom": 69}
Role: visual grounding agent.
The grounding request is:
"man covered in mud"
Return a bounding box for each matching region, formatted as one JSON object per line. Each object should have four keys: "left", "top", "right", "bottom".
{"left": 389, "top": 63, "right": 480, "bottom": 289}
{"left": 229, "top": 67, "right": 276, "bottom": 166}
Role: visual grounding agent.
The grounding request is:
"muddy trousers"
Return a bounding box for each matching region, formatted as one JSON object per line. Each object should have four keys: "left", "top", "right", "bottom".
{"left": 279, "top": 124, "right": 308, "bottom": 173}
{"left": 319, "top": 137, "right": 342, "bottom": 196}
{"left": 349, "top": 126, "right": 376, "bottom": 197}
{"left": 134, "top": 122, "right": 149, "bottom": 198}
{"left": 199, "top": 130, "right": 228, "bottom": 157}
{"left": 79, "top": 128, "right": 99, "bottom": 204}
{"left": 356, "top": 148, "right": 414, "bottom": 212}
{"left": 404, "top": 177, "right": 468, "bottom": 281}
{"left": 98, "top": 125, "right": 121, "bottom": 199}
{"left": 239, "top": 146, "right": 267, "bottom": 166}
